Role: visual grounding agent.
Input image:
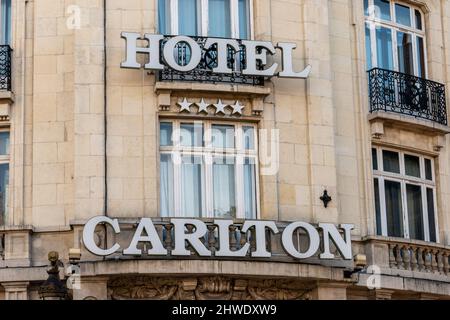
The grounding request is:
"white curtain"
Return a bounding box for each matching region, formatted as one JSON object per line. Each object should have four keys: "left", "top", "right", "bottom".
{"left": 208, "top": 0, "right": 231, "bottom": 38}
{"left": 244, "top": 159, "right": 256, "bottom": 219}
{"left": 160, "top": 154, "right": 174, "bottom": 217}
{"left": 181, "top": 156, "right": 203, "bottom": 217}
{"left": 213, "top": 160, "right": 236, "bottom": 218}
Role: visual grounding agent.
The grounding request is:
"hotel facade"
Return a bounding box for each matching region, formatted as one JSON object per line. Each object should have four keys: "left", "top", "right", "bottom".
{"left": 0, "top": 0, "right": 449, "bottom": 300}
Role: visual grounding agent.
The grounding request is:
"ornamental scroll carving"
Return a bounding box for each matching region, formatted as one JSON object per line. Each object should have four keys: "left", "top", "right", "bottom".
{"left": 108, "top": 276, "right": 313, "bottom": 301}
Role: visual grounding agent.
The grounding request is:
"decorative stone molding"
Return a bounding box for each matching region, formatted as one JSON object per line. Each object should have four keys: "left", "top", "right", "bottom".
{"left": 107, "top": 276, "right": 314, "bottom": 300}
{"left": 1, "top": 282, "right": 29, "bottom": 300}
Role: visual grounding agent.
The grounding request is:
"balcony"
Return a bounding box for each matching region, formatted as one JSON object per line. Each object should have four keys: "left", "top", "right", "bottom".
{"left": 0, "top": 45, "right": 11, "bottom": 92}
{"left": 368, "top": 68, "right": 447, "bottom": 127}
{"left": 157, "top": 35, "right": 264, "bottom": 86}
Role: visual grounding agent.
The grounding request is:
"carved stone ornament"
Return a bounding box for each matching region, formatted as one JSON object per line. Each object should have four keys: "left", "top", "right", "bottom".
{"left": 108, "top": 276, "right": 314, "bottom": 301}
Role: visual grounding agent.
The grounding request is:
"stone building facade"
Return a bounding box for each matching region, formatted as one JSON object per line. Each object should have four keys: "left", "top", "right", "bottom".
{"left": 0, "top": 0, "right": 449, "bottom": 300}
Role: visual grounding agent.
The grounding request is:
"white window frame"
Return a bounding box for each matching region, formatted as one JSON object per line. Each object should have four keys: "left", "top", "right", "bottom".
{"left": 365, "top": 0, "right": 427, "bottom": 77}
{"left": 0, "top": 128, "right": 9, "bottom": 226}
{"left": 159, "top": 119, "right": 260, "bottom": 219}
{"left": 159, "top": 0, "right": 254, "bottom": 39}
{"left": 372, "top": 146, "right": 439, "bottom": 243}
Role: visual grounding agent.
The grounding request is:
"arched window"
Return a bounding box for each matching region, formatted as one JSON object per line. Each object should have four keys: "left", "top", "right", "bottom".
{"left": 158, "top": 0, "right": 252, "bottom": 39}
{"left": 364, "top": 0, "right": 426, "bottom": 78}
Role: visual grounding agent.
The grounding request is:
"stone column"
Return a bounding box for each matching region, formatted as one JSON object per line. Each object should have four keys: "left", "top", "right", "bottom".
{"left": 2, "top": 282, "right": 29, "bottom": 300}
{"left": 72, "top": 276, "right": 108, "bottom": 300}
{"left": 311, "top": 282, "right": 348, "bottom": 300}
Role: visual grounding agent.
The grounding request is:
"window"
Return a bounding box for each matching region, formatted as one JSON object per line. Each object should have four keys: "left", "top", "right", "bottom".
{"left": 0, "top": 131, "right": 9, "bottom": 226}
{"left": 372, "top": 147, "right": 438, "bottom": 242}
{"left": 364, "top": 0, "right": 426, "bottom": 78}
{"left": 158, "top": 0, "right": 252, "bottom": 39}
{"left": 159, "top": 120, "right": 258, "bottom": 219}
{"left": 0, "top": 0, "right": 11, "bottom": 45}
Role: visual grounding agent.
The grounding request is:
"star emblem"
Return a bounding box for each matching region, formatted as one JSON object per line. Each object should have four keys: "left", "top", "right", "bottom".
{"left": 231, "top": 101, "right": 244, "bottom": 115}
{"left": 177, "top": 98, "right": 192, "bottom": 113}
{"left": 214, "top": 99, "right": 228, "bottom": 115}
{"left": 196, "top": 98, "right": 210, "bottom": 114}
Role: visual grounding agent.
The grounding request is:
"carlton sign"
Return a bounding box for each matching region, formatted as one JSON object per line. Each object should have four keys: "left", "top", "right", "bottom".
{"left": 121, "top": 33, "right": 312, "bottom": 79}
{"left": 83, "top": 217, "right": 354, "bottom": 261}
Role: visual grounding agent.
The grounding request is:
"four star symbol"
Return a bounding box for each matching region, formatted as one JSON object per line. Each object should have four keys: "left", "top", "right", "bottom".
{"left": 196, "top": 98, "right": 210, "bottom": 114}
{"left": 176, "top": 98, "right": 245, "bottom": 115}
{"left": 231, "top": 101, "right": 244, "bottom": 115}
{"left": 177, "top": 98, "right": 192, "bottom": 113}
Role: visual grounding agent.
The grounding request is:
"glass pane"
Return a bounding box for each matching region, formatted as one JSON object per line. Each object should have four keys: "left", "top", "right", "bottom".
{"left": 376, "top": 26, "right": 394, "bottom": 70}
{"left": 1, "top": 0, "right": 11, "bottom": 44}
{"left": 179, "top": 0, "right": 199, "bottom": 36}
{"left": 181, "top": 156, "right": 203, "bottom": 217}
{"left": 180, "top": 123, "right": 204, "bottom": 147}
{"left": 374, "top": 0, "right": 391, "bottom": 21}
{"left": 0, "top": 132, "right": 10, "bottom": 155}
{"left": 243, "top": 126, "right": 255, "bottom": 150}
{"left": 364, "top": 0, "right": 369, "bottom": 16}
{"left": 383, "top": 150, "right": 400, "bottom": 173}
{"left": 385, "top": 180, "right": 403, "bottom": 238}
{"left": 426, "top": 188, "right": 436, "bottom": 242}
{"left": 365, "top": 23, "right": 372, "bottom": 70}
{"left": 397, "top": 32, "right": 414, "bottom": 75}
{"left": 213, "top": 158, "right": 236, "bottom": 218}
{"left": 212, "top": 124, "right": 235, "bottom": 149}
{"left": 238, "top": 0, "right": 250, "bottom": 39}
{"left": 244, "top": 158, "right": 257, "bottom": 219}
{"left": 0, "top": 163, "right": 8, "bottom": 225}
{"left": 415, "top": 10, "right": 422, "bottom": 30}
{"left": 160, "top": 154, "right": 174, "bottom": 217}
{"left": 374, "top": 179, "right": 382, "bottom": 235}
{"left": 395, "top": 3, "right": 411, "bottom": 27}
{"left": 406, "top": 184, "right": 424, "bottom": 241}
{"left": 209, "top": 0, "right": 231, "bottom": 38}
{"left": 416, "top": 37, "right": 426, "bottom": 78}
{"left": 404, "top": 154, "right": 420, "bottom": 178}
{"left": 372, "top": 148, "right": 378, "bottom": 170}
{"left": 160, "top": 122, "right": 173, "bottom": 147}
{"left": 425, "top": 159, "right": 433, "bottom": 181}
{"left": 158, "top": 0, "right": 170, "bottom": 34}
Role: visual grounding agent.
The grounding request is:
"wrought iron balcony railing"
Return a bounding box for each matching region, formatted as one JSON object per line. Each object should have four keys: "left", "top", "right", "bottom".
{"left": 368, "top": 68, "right": 448, "bottom": 126}
{"left": 157, "top": 35, "right": 264, "bottom": 86}
{"left": 0, "top": 45, "right": 11, "bottom": 92}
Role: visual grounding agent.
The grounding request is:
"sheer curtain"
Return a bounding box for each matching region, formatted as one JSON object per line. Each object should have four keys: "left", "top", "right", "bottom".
{"left": 179, "top": 0, "right": 199, "bottom": 36}
{"left": 243, "top": 158, "right": 256, "bottom": 219}
{"left": 160, "top": 154, "right": 174, "bottom": 217}
{"left": 181, "top": 156, "right": 203, "bottom": 217}
{"left": 208, "top": 0, "right": 231, "bottom": 38}
{"left": 158, "top": 0, "right": 171, "bottom": 34}
{"left": 238, "top": 0, "right": 249, "bottom": 39}
{"left": 0, "top": 163, "right": 8, "bottom": 225}
{"left": 385, "top": 180, "right": 403, "bottom": 237}
{"left": 406, "top": 184, "right": 424, "bottom": 241}
{"left": 0, "top": 0, "right": 11, "bottom": 45}
{"left": 213, "top": 159, "right": 236, "bottom": 218}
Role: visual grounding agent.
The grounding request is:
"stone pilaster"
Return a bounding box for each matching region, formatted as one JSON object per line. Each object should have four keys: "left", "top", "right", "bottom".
{"left": 72, "top": 276, "right": 108, "bottom": 300}
{"left": 311, "top": 282, "right": 348, "bottom": 300}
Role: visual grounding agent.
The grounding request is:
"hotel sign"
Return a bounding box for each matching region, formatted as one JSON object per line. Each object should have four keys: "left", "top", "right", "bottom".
{"left": 121, "top": 33, "right": 312, "bottom": 79}
{"left": 83, "top": 217, "right": 354, "bottom": 261}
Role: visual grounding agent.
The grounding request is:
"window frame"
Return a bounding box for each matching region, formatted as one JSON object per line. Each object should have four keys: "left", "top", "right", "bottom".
{"left": 159, "top": 119, "right": 260, "bottom": 219}
{"left": 372, "top": 146, "right": 439, "bottom": 243}
{"left": 365, "top": 0, "right": 427, "bottom": 78}
{"left": 157, "top": 0, "right": 254, "bottom": 39}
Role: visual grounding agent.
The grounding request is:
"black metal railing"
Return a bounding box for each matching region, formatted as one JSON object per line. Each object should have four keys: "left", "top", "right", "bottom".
{"left": 368, "top": 68, "right": 447, "bottom": 126}
{"left": 0, "top": 45, "right": 11, "bottom": 91}
{"left": 157, "top": 36, "right": 264, "bottom": 86}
